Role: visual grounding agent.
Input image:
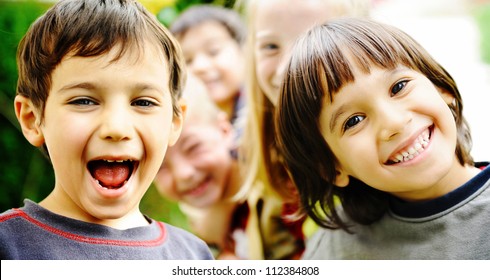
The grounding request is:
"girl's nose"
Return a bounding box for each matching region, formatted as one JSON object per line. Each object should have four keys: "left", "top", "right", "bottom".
{"left": 273, "top": 49, "right": 292, "bottom": 89}
{"left": 377, "top": 102, "right": 412, "bottom": 141}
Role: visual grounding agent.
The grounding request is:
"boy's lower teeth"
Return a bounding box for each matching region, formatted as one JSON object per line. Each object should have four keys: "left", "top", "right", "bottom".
{"left": 95, "top": 180, "right": 127, "bottom": 189}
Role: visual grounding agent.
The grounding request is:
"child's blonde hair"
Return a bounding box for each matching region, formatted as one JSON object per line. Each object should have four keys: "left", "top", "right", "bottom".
{"left": 183, "top": 73, "right": 222, "bottom": 124}
{"left": 236, "top": 0, "right": 371, "bottom": 200}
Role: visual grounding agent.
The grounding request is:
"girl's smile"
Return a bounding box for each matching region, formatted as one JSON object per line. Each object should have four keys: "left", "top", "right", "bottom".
{"left": 386, "top": 126, "right": 431, "bottom": 165}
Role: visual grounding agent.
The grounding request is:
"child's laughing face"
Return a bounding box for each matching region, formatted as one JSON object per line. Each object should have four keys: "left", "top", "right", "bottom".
{"left": 35, "top": 43, "right": 183, "bottom": 225}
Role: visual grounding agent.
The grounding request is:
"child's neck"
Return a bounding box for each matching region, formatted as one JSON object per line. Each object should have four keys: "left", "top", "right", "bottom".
{"left": 39, "top": 192, "right": 149, "bottom": 230}
{"left": 217, "top": 99, "right": 236, "bottom": 122}
{"left": 396, "top": 161, "right": 481, "bottom": 202}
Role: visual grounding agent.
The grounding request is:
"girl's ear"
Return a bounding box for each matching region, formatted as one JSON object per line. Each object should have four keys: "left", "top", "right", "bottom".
{"left": 14, "top": 95, "right": 45, "bottom": 147}
{"left": 334, "top": 167, "right": 350, "bottom": 187}
{"left": 438, "top": 87, "right": 455, "bottom": 105}
{"left": 169, "top": 98, "right": 186, "bottom": 146}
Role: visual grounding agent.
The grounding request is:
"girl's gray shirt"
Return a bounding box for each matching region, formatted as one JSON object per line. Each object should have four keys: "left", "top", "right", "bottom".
{"left": 303, "top": 163, "right": 490, "bottom": 259}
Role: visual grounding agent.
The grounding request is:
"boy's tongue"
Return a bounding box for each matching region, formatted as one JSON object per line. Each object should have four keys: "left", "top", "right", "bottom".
{"left": 90, "top": 161, "right": 130, "bottom": 188}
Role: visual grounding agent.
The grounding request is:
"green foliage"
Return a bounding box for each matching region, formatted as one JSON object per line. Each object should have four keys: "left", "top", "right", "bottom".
{"left": 474, "top": 4, "right": 490, "bottom": 64}
{"left": 157, "top": 0, "right": 236, "bottom": 27}
{"left": 140, "top": 184, "right": 190, "bottom": 230}
{"left": 0, "top": 0, "right": 53, "bottom": 212}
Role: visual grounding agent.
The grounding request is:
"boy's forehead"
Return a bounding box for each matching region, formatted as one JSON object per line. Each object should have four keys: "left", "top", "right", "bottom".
{"left": 63, "top": 38, "right": 168, "bottom": 65}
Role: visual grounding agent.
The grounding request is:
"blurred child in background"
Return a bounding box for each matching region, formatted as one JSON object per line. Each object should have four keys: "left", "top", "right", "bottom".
{"left": 236, "top": 0, "right": 370, "bottom": 259}
{"left": 170, "top": 5, "right": 246, "bottom": 132}
{"left": 154, "top": 73, "right": 248, "bottom": 259}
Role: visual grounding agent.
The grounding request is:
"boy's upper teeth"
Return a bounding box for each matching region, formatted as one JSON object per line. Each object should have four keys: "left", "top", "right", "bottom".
{"left": 103, "top": 159, "right": 131, "bottom": 163}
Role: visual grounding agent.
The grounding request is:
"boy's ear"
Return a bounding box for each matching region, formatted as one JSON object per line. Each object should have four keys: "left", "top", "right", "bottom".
{"left": 334, "top": 166, "right": 350, "bottom": 187}
{"left": 169, "top": 98, "right": 187, "bottom": 146}
{"left": 216, "top": 111, "right": 233, "bottom": 139}
{"left": 14, "top": 95, "right": 45, "bottom": 147}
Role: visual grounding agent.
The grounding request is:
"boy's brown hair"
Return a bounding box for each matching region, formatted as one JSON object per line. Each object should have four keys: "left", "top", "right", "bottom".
{"left": 17, "top": 0, "right": 186, "bottom": 123}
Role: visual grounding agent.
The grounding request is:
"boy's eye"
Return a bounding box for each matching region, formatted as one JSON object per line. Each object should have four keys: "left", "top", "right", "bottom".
{"left": 132, "top": 99, "right": 156, "bottom": 107}
{"left": 391, "top": 80, "right": 408, "bottom": 96}
{"left": 68, "top": 98, "right": 96, "bottom": 106}
{"left": 187, "top": 143, "right": 201, "bottom": 153}
{"left": 343, "top": 115, "right": 365, "bottom": 131}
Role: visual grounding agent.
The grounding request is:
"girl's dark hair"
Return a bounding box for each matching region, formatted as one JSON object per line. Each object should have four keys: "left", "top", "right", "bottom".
{"left": 170, "top": 4, "right": 246, "bottom": 45}
{"left": 276, "top": 18, "right": 473, "bottom": 231}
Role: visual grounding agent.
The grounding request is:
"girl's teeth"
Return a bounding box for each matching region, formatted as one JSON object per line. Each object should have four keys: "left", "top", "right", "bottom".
{"left": 389, "top": 129, "right": 430, "bottom": 163}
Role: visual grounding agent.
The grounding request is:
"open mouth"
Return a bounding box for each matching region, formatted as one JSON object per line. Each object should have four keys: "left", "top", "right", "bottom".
{"left": 88, "top": 159, "right": 137, "bottom": 189}
{"left": 182, "top": 176, "right": 211, "bottom": 197}
{"left": 386, "top": 125, "right": 433, "bottom": 165}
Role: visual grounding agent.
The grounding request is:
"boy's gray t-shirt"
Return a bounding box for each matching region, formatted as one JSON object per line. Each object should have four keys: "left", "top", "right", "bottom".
{"left": 0, "top": 199, "right": 213, "bottom": 260}
{"left": 303, "top": 163, "right": 490, "bottom": 259}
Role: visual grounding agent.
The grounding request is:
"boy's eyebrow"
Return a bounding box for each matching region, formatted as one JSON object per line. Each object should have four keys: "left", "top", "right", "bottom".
{"left": 329, "top": 104, "right": 347, "bottom": 132}
{"left": 58, "top": 82, "right": 164, "bottom": 93}
{"left": 59, "top": 82, "right": 96, "bottom": 92}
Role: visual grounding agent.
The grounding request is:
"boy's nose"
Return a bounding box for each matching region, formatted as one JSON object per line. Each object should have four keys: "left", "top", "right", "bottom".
{"left": 99, "top": 105, "right": 133, "bottom": 141}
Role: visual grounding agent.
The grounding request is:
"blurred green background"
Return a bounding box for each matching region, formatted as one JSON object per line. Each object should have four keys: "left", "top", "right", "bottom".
{"left": 0, "top": 0, "right": 236, "bottom": 230}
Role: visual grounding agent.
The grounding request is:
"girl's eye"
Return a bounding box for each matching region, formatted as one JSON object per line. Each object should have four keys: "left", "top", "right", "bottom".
{"left": 207, "top": 47, "right": 221, "bottom": 57}
{"left": 132, "top": 99, "right": 156, "bottom": 107}
{"left": 263, "top": 43, "right": 278, "bottom": 50}
{"left": 391, "top": 80, "right": 408, "bottom": 96}
{"left": 68, "top": 98, "right": 96, "bottom": 106}
{"left": 258, "top": 43, "right": 280, "bottom": 56}
{"left": 344, "top": 115, "right": 365, "bottom": 131}
{"left": 262, "top": 43, "right": 279, "bottom": 53}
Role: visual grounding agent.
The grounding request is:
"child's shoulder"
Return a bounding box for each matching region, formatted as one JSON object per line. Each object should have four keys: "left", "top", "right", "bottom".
{"left": 156, "top": 221, "right": 214, "bottom": 259}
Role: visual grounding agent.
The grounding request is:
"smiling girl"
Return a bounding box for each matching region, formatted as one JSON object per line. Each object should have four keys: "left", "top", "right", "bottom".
{"left": 276, "top": 18, "right": 490, "bottom": 259}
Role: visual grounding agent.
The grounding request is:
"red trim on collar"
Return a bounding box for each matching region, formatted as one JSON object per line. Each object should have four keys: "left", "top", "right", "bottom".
{"left": 1, "top": 209, "right": 166, "bottom": 247}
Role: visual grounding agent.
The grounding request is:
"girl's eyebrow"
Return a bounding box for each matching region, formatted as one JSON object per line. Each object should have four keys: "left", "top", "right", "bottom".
{"left": 329, "top": 104, "right": 348, "bottom": 132}
{"left": 327, "top": 67, "right": 411, "bottom": 132}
